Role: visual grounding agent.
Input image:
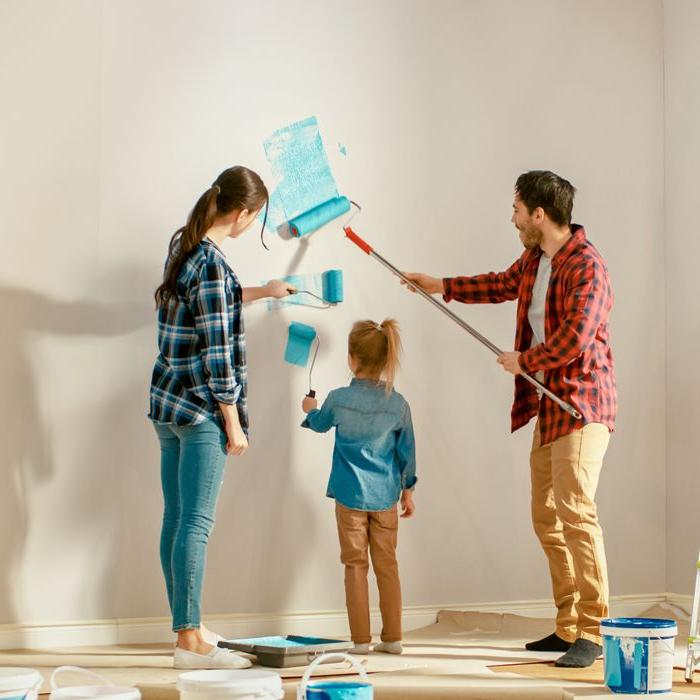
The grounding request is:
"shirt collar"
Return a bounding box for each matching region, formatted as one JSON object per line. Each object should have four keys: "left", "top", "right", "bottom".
{"left": 201, "top": 237, "right": 227, "bottom": 258}
{"left": 351, "top": 377, "right": 386, "bottom": 388}
{"left": 549, "top": 224, "right": 586, "bottom": 271}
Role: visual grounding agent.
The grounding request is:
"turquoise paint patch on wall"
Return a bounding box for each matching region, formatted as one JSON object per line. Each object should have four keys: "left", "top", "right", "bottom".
{"left": 262, "top": 116, "right": 342, "bottom": 231}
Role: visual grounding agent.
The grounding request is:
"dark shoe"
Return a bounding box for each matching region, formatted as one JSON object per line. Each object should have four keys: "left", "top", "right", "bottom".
{"left": 525, "top": 632, "right": 572, "bottom": 652}
{"left": 554, "top": 638, "right": 602, "bottom": 668}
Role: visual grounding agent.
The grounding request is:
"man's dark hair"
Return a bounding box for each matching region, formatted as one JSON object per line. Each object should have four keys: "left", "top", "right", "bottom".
{"left": 515, "top": 170, "right": 576, "bottom": 226}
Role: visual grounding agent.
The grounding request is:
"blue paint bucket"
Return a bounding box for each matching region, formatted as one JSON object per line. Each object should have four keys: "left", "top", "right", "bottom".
{"left": 297, "top": 654, "right": 372, "bottom": 700}
{"left": 601, "top": 618, "right": 677, "bottom": 694}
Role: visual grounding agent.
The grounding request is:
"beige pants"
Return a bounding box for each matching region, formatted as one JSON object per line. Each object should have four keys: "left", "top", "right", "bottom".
{"left": 530, "top": 422, "right": 611, "bottom": 644}
{"left": 335, "top": 502, "right": 402, "bottom": 644}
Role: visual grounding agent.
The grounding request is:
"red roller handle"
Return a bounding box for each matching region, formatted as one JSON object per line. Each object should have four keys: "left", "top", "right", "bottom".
{"left": 344, "top": 226, "right": 373, "bottom": 255}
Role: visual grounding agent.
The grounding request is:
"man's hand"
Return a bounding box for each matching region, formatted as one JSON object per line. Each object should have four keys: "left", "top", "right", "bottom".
{"left": 302, "top": 395, "right": 318, "bottom": 413}
{"left": 497, "top": 351, "right": 523, "bottom": 375}
{"left": 400, "top": 489, "right": 416, "bottom": 518}
{"left": 400, "top": 272, "right": 443, "bottom": 295}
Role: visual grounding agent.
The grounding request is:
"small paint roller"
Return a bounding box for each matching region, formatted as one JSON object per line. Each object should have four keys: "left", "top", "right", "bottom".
{"left": 342, "top": 225, "right": 584, "bottom": 421}
{"left": 322, "top": 269, "right": 344, "bottom": 303}
{"left": 284, "top": 322, "right": 320, "bottom": 398}
{"left": 293, "top": 269, "right": 344, "bottom": 307}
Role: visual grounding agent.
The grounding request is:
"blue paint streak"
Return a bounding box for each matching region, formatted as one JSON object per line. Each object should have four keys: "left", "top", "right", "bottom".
{"left": 263, "top": 116, "right": 342, "bottom": 231}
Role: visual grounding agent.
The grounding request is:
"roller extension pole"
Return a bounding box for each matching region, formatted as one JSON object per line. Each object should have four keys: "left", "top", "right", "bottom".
{"left": 344, "top": 226, "right": 583, "bottom": 421}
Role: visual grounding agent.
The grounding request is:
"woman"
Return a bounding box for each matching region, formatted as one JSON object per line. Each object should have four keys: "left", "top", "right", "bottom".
{"left": 150, "top": 166, "right": 293, "bottom": 669}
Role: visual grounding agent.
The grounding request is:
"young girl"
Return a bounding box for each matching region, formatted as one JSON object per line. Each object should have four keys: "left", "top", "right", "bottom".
{"left": 301, "top": 319, "right": 417, "bottom": 655}
{"left": 150, "top": 166, "right": 294, "bottom": 669}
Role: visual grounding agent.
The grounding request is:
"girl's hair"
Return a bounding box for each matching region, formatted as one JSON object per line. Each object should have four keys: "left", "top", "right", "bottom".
{"left": 154, "top": 166, "right": 268, "bottom": 306}
{"left": 348, "top": 319, "right": 402, "bottom": 391}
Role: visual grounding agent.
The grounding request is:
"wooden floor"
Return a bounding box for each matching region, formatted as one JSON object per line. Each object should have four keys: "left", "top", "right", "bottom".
{"left": 2, "top": 606, "right": 696, "bottom": 699}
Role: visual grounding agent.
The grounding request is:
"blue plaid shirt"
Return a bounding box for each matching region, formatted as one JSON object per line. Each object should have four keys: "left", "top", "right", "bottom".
{"left": 149, "top": 238, "right": 248, "bottom": 432}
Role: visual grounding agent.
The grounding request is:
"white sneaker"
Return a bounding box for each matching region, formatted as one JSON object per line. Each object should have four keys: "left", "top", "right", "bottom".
{"left": 174, "top": 645, "right": 252, "bottom": 669}
{"left": 373, "top": 641, "right": 403, "bottom": 654}
{"left": 202, "top": 629, "right": 226, "bottom": 646}
{"left": 349, "top": 643, "right": 370, "bottom": 655}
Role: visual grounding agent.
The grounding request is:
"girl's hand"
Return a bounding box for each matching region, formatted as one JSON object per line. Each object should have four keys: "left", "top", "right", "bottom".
{"left": 400, "top": 489, "right": 415, "bottom": 518}
{"left": 302, "top": 396, "right": 318, "bottom": 413}
{"left": 265, "top": 279, "right": 296, "bottom": 299}
{"left": 224, "top": 417, "right": 248, "bottom": 456}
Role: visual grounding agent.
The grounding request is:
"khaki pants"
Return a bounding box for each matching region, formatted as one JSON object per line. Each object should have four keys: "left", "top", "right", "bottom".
{"left": 530, "top": 422, "right": 611, "bottom": 644}
{"left": 335, "top": 502, "right": 402, "bottom": 644}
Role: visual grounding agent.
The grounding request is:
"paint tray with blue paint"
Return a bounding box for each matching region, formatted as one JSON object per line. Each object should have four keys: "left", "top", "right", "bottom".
{"left": 218, "top": 635, "right": 353, "bottom": 668}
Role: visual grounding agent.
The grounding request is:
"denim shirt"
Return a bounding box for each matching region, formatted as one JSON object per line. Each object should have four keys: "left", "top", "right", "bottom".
{"left": 301, "top": 378, "right": 417, "bottom": 511}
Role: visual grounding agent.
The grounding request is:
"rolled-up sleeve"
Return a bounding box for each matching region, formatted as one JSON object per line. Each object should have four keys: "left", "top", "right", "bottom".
{"left": 396, "top": 404, "right": 417, "bottom": 490}
{"left": 443, "top": 255, "right": 524, "bottom": 305}
{"left": 192, "top": 261, "right": 240, "bottom": 404}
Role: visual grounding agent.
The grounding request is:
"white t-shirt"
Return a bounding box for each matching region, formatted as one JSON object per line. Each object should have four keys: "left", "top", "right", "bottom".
{"left": 528, "top": 254, "right": 552, "bottom": 391}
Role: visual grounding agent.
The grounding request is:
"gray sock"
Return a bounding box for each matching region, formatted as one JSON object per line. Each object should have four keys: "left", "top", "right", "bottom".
{"left": 554, "top": 638, "right": 602, "bottom": 668}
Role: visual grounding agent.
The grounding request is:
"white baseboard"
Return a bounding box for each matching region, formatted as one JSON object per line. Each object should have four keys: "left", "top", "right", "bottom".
{"left": 0, "top": 593, "right": 670, "bottom": 650}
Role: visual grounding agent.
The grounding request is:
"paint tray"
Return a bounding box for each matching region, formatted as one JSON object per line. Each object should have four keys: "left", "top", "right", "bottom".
{"left": 218, "top": 635, "right": 353, "bottom": 668}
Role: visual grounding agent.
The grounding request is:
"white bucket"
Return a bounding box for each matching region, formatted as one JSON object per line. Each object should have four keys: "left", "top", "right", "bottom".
{"left": 601, "top": 618, "right": 678, "bottom": 694}
{"left": 177, "top": 669, "right": 283, "bottom": 700}
{"left": 49, "top": 666, "right": 141, "bottom": 700}
{"left": 0, "top": 668, "right": 42, "bottom": 700}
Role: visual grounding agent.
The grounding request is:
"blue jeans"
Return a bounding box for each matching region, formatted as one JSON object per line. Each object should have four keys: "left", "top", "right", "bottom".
{"left": 154, "top": 420, "right": 227, "bottom": 631}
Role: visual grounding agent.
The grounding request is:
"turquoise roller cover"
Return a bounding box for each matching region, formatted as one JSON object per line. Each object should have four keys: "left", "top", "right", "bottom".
{"left": 322, "top": 269, "right": 344, "bottom": 303}
{"left": 289, "top": 196, "right": 351, "bottom": 237}
{"left": 284, "top": 322, "right": 317, "bottom": 367}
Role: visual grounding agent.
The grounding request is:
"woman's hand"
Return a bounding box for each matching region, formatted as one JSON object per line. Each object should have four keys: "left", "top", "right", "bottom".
{"left": 219, "top": 403, "right": 248, "bottom": 456}
{"left": 400, "top": 489, "right": 416, "bottom": 518}
{"left": 302, "top": 395, "right": 318, "bottom": 413}
{"left": 265, "top": 279, "right": 296, "bottom": 299}
{"left": 224, "top": 418, "right": 248, "bottom": 456}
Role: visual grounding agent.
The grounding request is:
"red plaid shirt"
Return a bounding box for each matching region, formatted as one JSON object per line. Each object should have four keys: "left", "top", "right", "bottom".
{"left": 443, "top": 225, "right": 616, "bottom": 446}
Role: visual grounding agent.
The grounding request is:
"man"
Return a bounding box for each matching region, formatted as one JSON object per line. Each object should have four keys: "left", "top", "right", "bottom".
{"left": 403, "top": 170, "right": 616, "bottom": 668}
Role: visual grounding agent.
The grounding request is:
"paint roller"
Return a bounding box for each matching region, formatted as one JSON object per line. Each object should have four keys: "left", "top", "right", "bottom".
{"left": 293, "top": 269, "right": 344, "bottom": 307}
{"left": 285, "top": 198, "right": 580, "bottom": 418}
{"left": 342, "top": 226, "right": 583, "bottom": 420}
{"left": 284, "top": 322, "right": 320, "bottom": 398}
{"left": 288, "top": 196, "right": 352, "bottom": 238}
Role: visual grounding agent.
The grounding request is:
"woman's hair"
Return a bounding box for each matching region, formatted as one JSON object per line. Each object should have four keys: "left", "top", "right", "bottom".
{"left": 348, "top": 319, "right": 402, "bottom": 391}
{"left": 154, "top": 166, "right": 268, "bottom": 306}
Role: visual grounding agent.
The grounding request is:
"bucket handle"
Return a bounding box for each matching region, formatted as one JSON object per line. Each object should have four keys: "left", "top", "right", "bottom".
{"left": 50, "top": 666, "right": 115, "bottom": 690}
{"left": 297, "top": 653, "right": 369, "bottom": 700}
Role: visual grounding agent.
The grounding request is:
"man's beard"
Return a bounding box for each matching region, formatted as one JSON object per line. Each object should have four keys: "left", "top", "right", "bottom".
{"left": 520, "top": 225, "right": 543, "bottom": 250}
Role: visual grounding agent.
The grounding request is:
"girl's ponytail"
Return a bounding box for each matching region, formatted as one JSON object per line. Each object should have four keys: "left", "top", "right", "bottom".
{"left": 348, "top": 318, "right": 402, "bottom": 392}
{"left": 379, "top": 319, "right": 401, "bottom": 391}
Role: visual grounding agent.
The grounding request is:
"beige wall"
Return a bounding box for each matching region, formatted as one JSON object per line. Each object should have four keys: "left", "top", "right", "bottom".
{"left": 664, "top": 0, "right": 700, "bottom": 596}
{"left": 0, "top": 0, "right": 665, "bottom": 626}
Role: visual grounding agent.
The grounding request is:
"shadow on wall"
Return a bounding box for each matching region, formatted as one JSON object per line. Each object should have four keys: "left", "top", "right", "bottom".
{"left": 206, "top": 308, "right": 320, "bottom": 619}
{"left": 0, "top": 267, "right": 154, "bottom": 633}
